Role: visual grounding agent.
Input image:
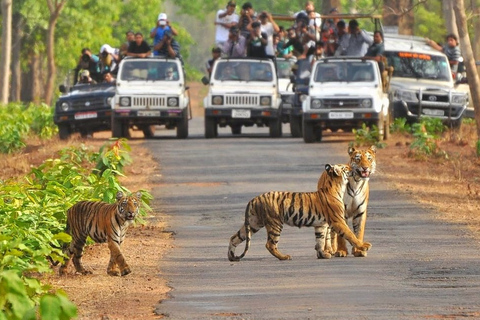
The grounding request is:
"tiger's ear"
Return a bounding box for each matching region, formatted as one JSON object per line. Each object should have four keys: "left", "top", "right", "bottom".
{"left": 333, "top": 165, "right": 343, "bottom": 177}
{"left": 348, "top": 146, "right": 356, "bottom": 156}
{"left": 325, "top": 164, "right": 332, "bottom": 172}
{"left": 116, "top": 191, "right": 124, "bottom": 201}
{"left": 369, "top": 145, "right": 377, "bottom": 154}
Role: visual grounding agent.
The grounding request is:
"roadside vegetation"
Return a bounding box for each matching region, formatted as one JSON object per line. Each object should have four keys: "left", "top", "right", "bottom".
{"left": 0, "top": 107, "right": 152, "bottom": 319}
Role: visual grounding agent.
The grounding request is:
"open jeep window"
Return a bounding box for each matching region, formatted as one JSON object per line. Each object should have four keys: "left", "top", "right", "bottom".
{"left": 314, "top": 62, "right": 375, "bottom": 83}
{"left": 119, "top": 60, "right": 180, "bottom": 81}
{"left": 385, "top": 51, "right": 451, "bottom": 81}
{"left": 214, "top": 61, "right": 273, "bottom": 82}
{"left": 276, "top": 59, "right": 294, "bottom": 79}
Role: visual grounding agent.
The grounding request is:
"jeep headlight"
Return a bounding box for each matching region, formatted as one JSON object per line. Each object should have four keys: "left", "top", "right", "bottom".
{"left": 260, "top": 96, "right": 271, "bottom": 106}
{"left": 167, "top": 97, "right": 179, "bottom": 107}
{"left": 311, "top": 99, "right": 322, "bottom": 109}
{"left": 60, "top": 102, "right": 70, "bottom": 111}
{"left": 106, "top": 97, "right": 113, "bottom": 105}
{"left": 212, "top": 95, "right": 223, "bottom": 105}
{"left": 452, "top": 94, "right": 467, "bottom": 105}
{"left": 361, "top": 99, "right": 372, "bottom": 108}
{"left": 394, "top": 90, "right": 417, "bottom": 102}
{"left": 119, "top": 97, "right": 131, "bottom": 107}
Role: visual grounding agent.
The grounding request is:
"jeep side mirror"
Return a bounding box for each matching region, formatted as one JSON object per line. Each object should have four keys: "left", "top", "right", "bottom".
{"left": 201, "top": 76, "right": 210, "bottom": 86}
{"left": 59, "top": 85, "right": 66, "bottom": 93}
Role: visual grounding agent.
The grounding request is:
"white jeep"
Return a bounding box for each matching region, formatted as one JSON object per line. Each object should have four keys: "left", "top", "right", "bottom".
{"left": 302, "top": 57, "right": 390, "bottom": 143}
{"left": 203, "top": 58, "right": 282, "bottom": 138}
{"left": 112, "top": 57, "right": 190, "bottom": 139}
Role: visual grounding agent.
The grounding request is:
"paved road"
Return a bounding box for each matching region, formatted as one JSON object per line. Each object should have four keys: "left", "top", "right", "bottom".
{"left": 144, "top": 118, "right": 480, "bottom": 320}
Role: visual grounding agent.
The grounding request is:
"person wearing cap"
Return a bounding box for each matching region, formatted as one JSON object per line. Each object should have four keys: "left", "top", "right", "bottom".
{"left": 99, "top": 44, "right": 120, "bottom": 75}
{"left": 150, "top": 12, "right": 178, "bottom": 56}
{"left": 206, "top": 47, "right": 222, "bottom": 78}
{"left": 127, "top": 32, "right": 152, "bottom": 58}
{"left": 215, "top": 1, "right": 239, "bottom": 48}
{"left": 77, "top": 70, "right": 97, "bottom": 84}
{"left": 246, "top": 21, "right": 268, "bottom": 58}
{"left": 222, "top": 26, "right": 246, "bottom": 57}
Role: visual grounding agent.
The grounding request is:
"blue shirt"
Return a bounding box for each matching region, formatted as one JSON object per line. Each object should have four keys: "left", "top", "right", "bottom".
{"left": 151, "top": 26, "right": 173, "bottom": 55}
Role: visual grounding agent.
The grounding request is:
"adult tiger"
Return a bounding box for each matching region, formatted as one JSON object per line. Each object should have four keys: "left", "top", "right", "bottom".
{"left": 59, "top": 191, "right": 141, "bottom": 276}
{"left": 324, "top": 146, "right": 376, "bottom": 257}
{"left": 228, "top": 164, "right": 372, "bottom": 261}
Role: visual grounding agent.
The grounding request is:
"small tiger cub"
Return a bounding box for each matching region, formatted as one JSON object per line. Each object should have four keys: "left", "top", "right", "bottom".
{"left": 59, "top": 191, "right": 141, "bottom": 276}
{"left": 228, "top": 164, "right": 372, "bottom": 261}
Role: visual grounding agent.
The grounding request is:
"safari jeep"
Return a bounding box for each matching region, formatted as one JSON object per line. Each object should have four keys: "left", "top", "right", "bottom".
{"left": 203, "top": 57, "right": 282, "bottom": 138}
{"left": 112, "top": 57, "right": 190, "bottom": 139}
{"left": 383, "top": 34, "right": 468, "bottom": 128}
{"left": 302, "top": 57, "right": 391, "bottom": 143}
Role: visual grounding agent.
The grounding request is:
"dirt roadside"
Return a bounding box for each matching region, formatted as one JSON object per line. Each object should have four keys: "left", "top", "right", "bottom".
{"left": 1, "top": 82, "right": 480, "bottom": 319}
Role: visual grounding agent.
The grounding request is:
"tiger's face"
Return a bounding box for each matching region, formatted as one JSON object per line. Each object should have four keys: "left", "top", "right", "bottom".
{"left": 325, "top": 163, "right": 352, "bottom": 181}
{"left": 348, "top": 146, "right": 376, "bottom": 179}
{"left": 116, "top": 191, "right": 141, "bottom": 221}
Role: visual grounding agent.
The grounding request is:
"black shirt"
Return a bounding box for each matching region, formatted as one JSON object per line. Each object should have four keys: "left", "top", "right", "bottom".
{"left": 128, "top": 41, "right": 151, "bottom": 54}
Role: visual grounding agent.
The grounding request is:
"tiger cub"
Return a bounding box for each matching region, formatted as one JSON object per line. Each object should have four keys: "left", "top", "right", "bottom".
{"left": 228, "top": 164, "right": 372, "bottom": 261}
{"left": 59, "top": 191, "right": 141, "bottom": 276}
{"left": 325, "top": 146, "right": 376, "bottom": 257}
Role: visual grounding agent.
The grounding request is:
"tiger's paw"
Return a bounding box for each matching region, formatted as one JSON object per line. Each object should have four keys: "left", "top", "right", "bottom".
{"left": 277, "top": 254, "right": 292, "bottom": 260}
{"left": 121, "top": 267, "right": 132, "bottom": 276}
{"left": 353, "top": 250, "right": 367, "bottom": 257}
{"left": 358, "top": 242, "right": 372, "bottom": 252}
{"left": 335, "top": 250, "right": 348, "bottom": 257}
{"left": 316, "top": 251, "right": 332, "bottom": 259}
{"left": 107, "top": 269, "right": 120, "bottom": 276}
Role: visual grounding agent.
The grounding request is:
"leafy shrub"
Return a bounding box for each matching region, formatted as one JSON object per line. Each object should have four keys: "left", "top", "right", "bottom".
{"left": 0, "top": 139, "right": 152, "bottom": 319}
{"left": 408, "top": 118, "right": 447, "bottom": 159}
{"left": 352, "top": 123, "right": 386, "bottom": 148}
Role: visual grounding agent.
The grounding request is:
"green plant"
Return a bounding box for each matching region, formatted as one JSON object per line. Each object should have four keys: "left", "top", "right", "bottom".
{"left": 352, "top": 123, "right": 386, "bottom": 148}
{"left": 95, "top": 138, "right": 132, "bottom": 176}
{"left": 390, "top": 118, "right": 411, "bottom": 134}
{"left": 409, "top": 118, "right": 447, "bottom": 159}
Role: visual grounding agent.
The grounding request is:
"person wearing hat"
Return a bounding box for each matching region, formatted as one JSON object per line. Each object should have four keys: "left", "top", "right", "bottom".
{"left": 206, "top": 47, "right": 222, "bottom": 78}
{"left": 75, "top": 48, "right": 101, "bottom": 84}
{"left": 99, "top": 44, "right": 120, "bottom": 75}
{"left": 222, "top": 25, "right": 246, "bottom": 58}
{"left": 150, "top": 12, "right": 178, "bottom": 56}
{"left": 77, "top": 70, "right": 97, "bottom": 84}
{"left": 154, "top": 29, "right": 183, "bottom": 62}
{"left": 215, "top": 1, "right": 239, "bottom": 48}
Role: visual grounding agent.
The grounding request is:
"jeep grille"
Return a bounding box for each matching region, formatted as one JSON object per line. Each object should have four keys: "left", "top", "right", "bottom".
{"left": 225, "top": 95, "right": 259, "bottom": 106}
{"left": 132, "top": 96, "right": 165, "bottom": 107}
{"left": 323, "top": 98, "right": 362, "bottom": 108}
{"left": 71, "top": 98, "right": 107, "bottom": 110}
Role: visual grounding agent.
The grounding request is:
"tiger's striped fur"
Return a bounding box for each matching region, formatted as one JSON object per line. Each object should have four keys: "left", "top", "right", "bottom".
{"left": 326, "top": 146, "right": 376, "bottom": 257}
{"left": 59, "top": 191, "right": 141, "bottom": 276}
{"left": 228, "top": 164, "right": 372, "bottom": 261}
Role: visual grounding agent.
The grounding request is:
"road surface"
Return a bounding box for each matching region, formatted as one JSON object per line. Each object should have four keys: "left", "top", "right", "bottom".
{"left": 143, "top": 118, "right": 480, "bottom": 319}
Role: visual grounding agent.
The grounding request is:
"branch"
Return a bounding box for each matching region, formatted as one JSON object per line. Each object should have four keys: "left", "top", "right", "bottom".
{"left": 384, "top": 0, "right": 428, "bottom": 18}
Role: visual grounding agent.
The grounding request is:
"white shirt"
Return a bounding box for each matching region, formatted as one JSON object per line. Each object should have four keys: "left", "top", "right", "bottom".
{"left": 261, "top": 22, "right": 275, "bottom": 56}
{"left": 293, "top": 10, "right": 321, "bottom": 28}
{"left": 215, "top": 9, "right": 239, "bottom": 44}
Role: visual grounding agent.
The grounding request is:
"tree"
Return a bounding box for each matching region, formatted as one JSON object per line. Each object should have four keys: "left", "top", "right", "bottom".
{"left": 45, "top": 0, "right": 67, "bottom": 106}
{"left": 0, "top": 0, "right": 12, "bottom": 105}
{"left": 452, "top": 0, "right": 480, "bottom": 142}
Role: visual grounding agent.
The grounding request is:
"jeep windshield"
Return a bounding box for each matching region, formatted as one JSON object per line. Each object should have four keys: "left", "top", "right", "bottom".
{"left": 313, "top": 61, "right": 375, "bottom": 83}
{"left": 214, "top": 61, "right": 273, "bottom": 82}
{"left": 275, "top": 59, "right": 294, "bottom": 79}
{"left": 119, "top": 60, "right": 180, "bottom": 81}
{"left": 385, "top": 51, "right": 451, "bottom": 81}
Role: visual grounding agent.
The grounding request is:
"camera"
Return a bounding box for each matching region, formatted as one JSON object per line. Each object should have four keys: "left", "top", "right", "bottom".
{"left": 101, "top": 51, "right": 109, "bottom": 57}
{"left": 164, "top": 30, "right": 172, "bottom": 38}
{"left": 81, "top": 54, "right": 90, "bottom": 62}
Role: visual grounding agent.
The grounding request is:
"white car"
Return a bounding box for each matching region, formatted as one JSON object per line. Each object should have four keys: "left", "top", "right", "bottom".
{"left": 112, "top": 57, "right": 190, "bottom": 139}
{"left": 203, "top": 58, "right": 282, "bottom": 138}
{"left": 383, "top": 34, "right": 468, "bottom": 128}
{"left": 302, "top": 57, "right": 390, "bottom": 143}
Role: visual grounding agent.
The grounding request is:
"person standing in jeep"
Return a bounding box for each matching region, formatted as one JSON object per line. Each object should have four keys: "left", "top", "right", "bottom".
{"left": 425, "top": 34, "right": 462, "bottom": 74}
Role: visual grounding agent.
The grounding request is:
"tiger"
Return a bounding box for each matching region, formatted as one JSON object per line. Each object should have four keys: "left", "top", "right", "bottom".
{"left": 228, "top": 164, "right": 372, "bottom": 261}
{"left": 59, "top": 191, "right": 141, "bottom": 276}
{"left": 323, "top": 146, "right": 376, "bottom": 258}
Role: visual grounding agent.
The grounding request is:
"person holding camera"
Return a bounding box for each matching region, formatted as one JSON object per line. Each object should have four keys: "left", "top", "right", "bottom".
{"left": 222, "top": 26, "right": 246, "bottom": 58}
{"left": 127, "top": 32, "right": 152, "bottom": 58}
{"left": 99, "top": 44, "right": 120, "bottom": 75}
{"left": 150, "top": 13, "right": 178, "bottom": 56}
{"left": 246, "top": 21, "right": 268, "bottom": 58}
{"left": 77, "top": 70, "right": 97, "bottom": 85}
{"left": 238, "top": 2, "right": 256, "bottom": 39}
{"left": 75, "top": 48, "right": 101, "bottom": 84}
{"left": 215, "top": 1, "right": 239, "bottom": 48}
{"left": 257, "top": 11, "right": 280, "bottom": 59}
{"left": 154, "top": 29, "right": 182, "bottom": 62}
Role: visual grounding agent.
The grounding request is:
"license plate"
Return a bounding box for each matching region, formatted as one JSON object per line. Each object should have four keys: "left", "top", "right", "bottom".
{"left": 329, "top": 112, "right": 354, "bottom": 119}
{"left": 423, "top": 109, "right": 444, "bottom": 116}
{"left": 138, "top": 110, "right": 160, "bottom": 117}
{"left": 232, "top": 109, "right": 251, "bottom": 118}
{"left": 74, "top": 112, "right": 97, "bottom": 120}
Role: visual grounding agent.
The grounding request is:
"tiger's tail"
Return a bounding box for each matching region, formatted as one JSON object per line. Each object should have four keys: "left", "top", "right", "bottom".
{"left": 228, "top": 204, "right": 252, "bottom": 261}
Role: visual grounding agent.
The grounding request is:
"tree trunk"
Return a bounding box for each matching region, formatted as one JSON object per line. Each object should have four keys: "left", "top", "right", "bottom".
{"left": 11, "top": 12, "right": 24, "bottom": 102}
{"left": 442, "top": 0, "right": 458, "bottom": 36}
{"left": 383, "top": 0, "right": 414, "bottom": 35}
{"left": 320, "top": 0, "right": 341, "bottom": 15}
{"left": 452, "top": 0, "right": 480, "bottom": 140}
{"left": 0, "top": 0, "right": 12, "bottom": 105}
{"left": 44, "top": 0, "right": 67, "bottom": 106}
